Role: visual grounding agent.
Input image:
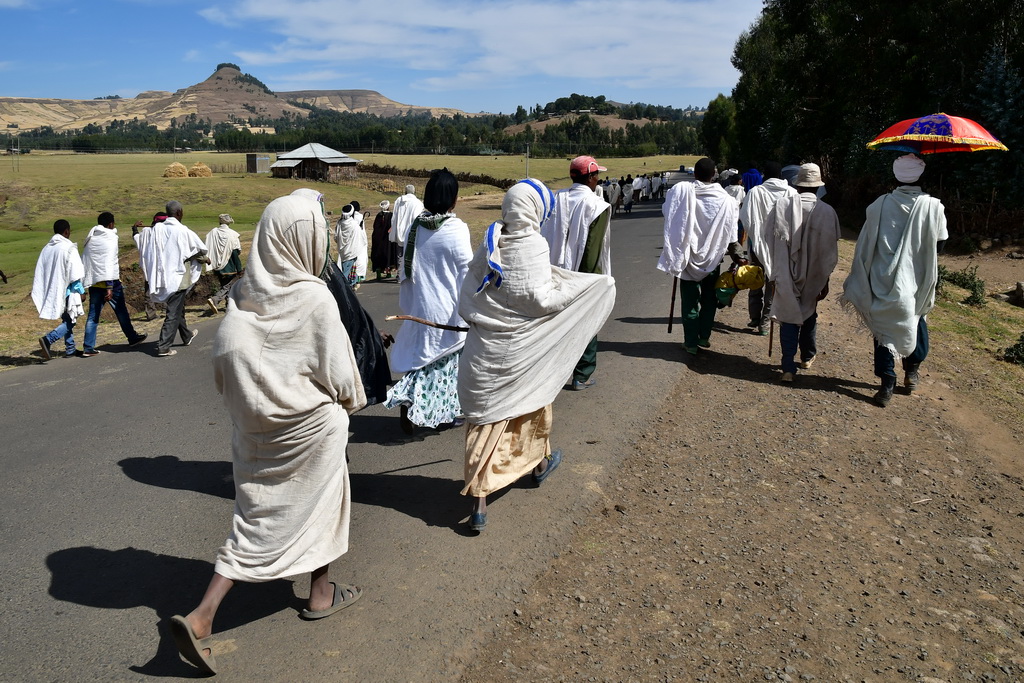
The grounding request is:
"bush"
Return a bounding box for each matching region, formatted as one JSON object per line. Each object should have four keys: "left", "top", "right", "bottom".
{"left": 188, "top": 162, "right": 213, "bottom": 177}
{"left": 1005, "top": 332, "right": 1024, "bottom": 365}
{"left": 163, "top": 162, "right": 187, "bottom": 178}
{"left": 939, "top": 264, "right": 987, "bottom": 306}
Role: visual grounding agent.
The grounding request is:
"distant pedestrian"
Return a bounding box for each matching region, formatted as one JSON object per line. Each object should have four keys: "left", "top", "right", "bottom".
{"left": 658, "top": 157, "right": 741, "bottom": 355}
{"left": 761, "top": 163, "right": 840, "bottom": 383}
{"left": 80, "top": 211, "right": 147, "bottom": 355}
{"left": 741, "top": 161, "right": 797, "bottom": 335}
{"left": 541, "top": 155, "right": 613, "bottom": 390}
{"left": 742, "top": 161, "right": 763, "bottom": 192}
{"left": 389, "top": 185, "right": 424, "bottom": 281}
{"left": 135, "top": 201, "right": 207, "bottom": 357}
{"left": 370, "top": 200, "right": 397, "bottom": 279}
{"left": 335, "top": 204, "right": 368, "bottom": 287}
{"left": 33, "top": 219, "right": 85, "bottom": 360}
{"left": 204, "top": 213, "right": 244, "bottom": 314}
{"left": 842, "top": 154, "right": 948, "bottom": 407}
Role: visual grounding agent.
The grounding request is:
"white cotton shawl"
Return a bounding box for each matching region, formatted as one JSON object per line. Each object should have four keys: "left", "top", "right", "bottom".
{"left": 212, "top": 194, "right": 366, "bottom": 582}
{"left": 390, "top": 192, "right": 425, "bottom": 247}
{"left": 657, "top": 180, "right": 737, "bottom": 281}
{"left": 32, "top": 234, "right": 85, "bottom": 320}
{"left": 334, "top": 212, "right": 368, "bottom": 273}
{"left": 541, "top": 183, "right": 612, "bottom": 274}
{"left": 134, "top": 217, "right": 207, "bottom": 303}
{"left": 459, "top": 181, "right": 616, "bottom": 424}
{"left": 741, "top": 178, "right": 798, "bottom": 275}
{"left": 607, "top": 182, "right": 621, "bottom": 205}
{"left": 389, "top": 213, "right": 473, "bottom": 373}
{"left": 82, "top": 225, "right": 120, "bottom": 287}
{"left": 763, "top": 193, "right": 841, "bottom": 324}
{"left": 205, "top": 224, "right": 242, "bottom": 271}
{"left": 842, "top": 186, "right": 948, "bottom": 357}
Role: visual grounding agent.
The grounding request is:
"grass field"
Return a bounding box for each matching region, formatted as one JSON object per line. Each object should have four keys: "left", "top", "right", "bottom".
{"left": 0, "top": 150, "right": 698, "bottom": 361}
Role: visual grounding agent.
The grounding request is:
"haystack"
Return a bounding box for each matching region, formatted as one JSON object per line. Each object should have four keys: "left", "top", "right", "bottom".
{"left": 163, "top": 162, "right": 187, "bottom": 178}
{"left": 188, "top": 162, "right": 213, "bottom": 178}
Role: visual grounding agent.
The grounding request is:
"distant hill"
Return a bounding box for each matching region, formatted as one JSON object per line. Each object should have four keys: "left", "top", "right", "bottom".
{"left": 0, "top": 65, "right": 477, "bottom": 133}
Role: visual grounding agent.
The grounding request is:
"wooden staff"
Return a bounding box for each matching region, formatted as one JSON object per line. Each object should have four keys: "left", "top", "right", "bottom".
{"left": 385, "top": 315, "right": 468, "bottom": 332}
{"left": 768, "top": 319, "right": 775, "bottom": 358}
{"left": 667, "top": 277, "right": 678, "bottom": 333}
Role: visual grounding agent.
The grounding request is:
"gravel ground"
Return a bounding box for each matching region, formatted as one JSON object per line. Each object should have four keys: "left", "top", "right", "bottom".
{"left": 461, "top": 273, "right": 1024, "bottom": 683}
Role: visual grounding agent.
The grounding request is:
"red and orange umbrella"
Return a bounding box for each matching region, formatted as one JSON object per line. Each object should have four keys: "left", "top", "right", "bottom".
{"left": 866, "top": 112, "right": 1008, "bottom": 154}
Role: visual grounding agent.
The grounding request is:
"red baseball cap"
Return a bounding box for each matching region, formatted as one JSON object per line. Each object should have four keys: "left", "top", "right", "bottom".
{"left": 570, "top": 155, "right": 607, "bottom": 175}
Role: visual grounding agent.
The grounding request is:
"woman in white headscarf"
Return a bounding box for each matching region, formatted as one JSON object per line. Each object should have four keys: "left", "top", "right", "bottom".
{"left": 335, "top": 203, "right": 368, "bottom": 286}
{"left": 385, "top": 169, "right": 473, "bottom": 432}
{"left": 458, "top": 179, "right": 616, "bottom": 531}
{"left": 169, "top": 192, "right": 366, "bottom": 675}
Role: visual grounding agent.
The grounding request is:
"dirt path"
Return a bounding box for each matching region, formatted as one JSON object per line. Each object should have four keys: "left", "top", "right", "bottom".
{"left": 462, "top": 254, "right": 1024, "bottom": 682}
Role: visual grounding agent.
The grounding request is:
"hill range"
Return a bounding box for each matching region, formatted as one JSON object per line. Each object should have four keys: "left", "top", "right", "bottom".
{"left": 0, "top": 65, "right": 477, "bottom": 133}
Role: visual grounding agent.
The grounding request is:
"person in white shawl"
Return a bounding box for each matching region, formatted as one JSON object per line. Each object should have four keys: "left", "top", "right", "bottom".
{"left": 540, "top": 155, "right": 612, "bottom": 390}
{"left": 385, "top": 169, "right": 473, "bottom": 431}
{"left": 389, "top": 184, "right": 425, "bottom": 281}
{"left": 657, "top": 157, "right": 740, "bottom": 355}
{"left": 761, "top": 163, "right": 840, "bottom": 383}
{"left": 204, "top": 213, "right": 244, "bottom": 314}
{"left": 335, "top": 203, "right": 369, "bottom": 286}
{"left": 458, "top": 179, "right": 616, "bottom": 532}
{"left": 80, "top": 211, "right": 147, "bottom": 355}
{"left": 740, "top": 161, "right": 798, "bottom": 335}
{"left": 842, "top": 153, "right": 948, "bottom": 407}
{"left": 169, "top": 193, "right": 366, "bottom": 676}
{"left": 33, "top": 219, "right": 85, "bottom": 359}
{"left": 134, "top": 200, "right": 208, "bottom": 357}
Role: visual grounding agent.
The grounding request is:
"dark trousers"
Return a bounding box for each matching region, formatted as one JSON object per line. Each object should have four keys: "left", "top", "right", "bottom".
{"left": 780, "top": 312, "right": 818, "bottom": 373}
{"left": 574, "top": 336, "right": 598, "bottom": 383}
{"left": 874, "top": 317, "right": 929, "bottom": 378}
{"left": 679, "top": 268, "right": 720, "bottom": 347}
{"left": 158, "top": 288, "right": 192, "bottom": 352}
{"left": 746, "top": 249, "right": 773, "bottom": 327}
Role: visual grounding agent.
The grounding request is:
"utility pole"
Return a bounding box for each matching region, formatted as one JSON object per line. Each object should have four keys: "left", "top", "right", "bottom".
{"left": 525, "top": 143, "right": 530, "bottom": 179}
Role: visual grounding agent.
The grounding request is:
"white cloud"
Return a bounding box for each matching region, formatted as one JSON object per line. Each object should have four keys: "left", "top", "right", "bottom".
{"left": 183, "top": 49, "right": 203, "bottom": 62}
{"left": 203, "top": 0, "right": 762, "bottom": 98}
{"left": 0, "top": 0, "right": 31, "bottom": 7}
{"left": 0, "top": 61, "right": 13, "bottom": 71}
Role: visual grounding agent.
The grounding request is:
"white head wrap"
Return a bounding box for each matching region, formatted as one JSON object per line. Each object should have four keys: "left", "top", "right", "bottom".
{"left": 893, "top": 154, "right": 925, "bottom": 184}
{"left": 477, "top": 178, "right": 555, "bottom": 292}
{"left": 380, "top": 200, "right": 391, "bottom": 211}
{"left": 218, "top": 213, "right": 234, "bottom": 225}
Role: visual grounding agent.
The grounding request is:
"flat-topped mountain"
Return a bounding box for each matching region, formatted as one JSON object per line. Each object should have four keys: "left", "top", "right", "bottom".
{"left": 0, "top": 65, "right": 476, "bottom": 132}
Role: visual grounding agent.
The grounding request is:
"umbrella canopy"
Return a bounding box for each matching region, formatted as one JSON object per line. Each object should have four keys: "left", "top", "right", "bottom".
{"left": 866, "top": 113, "right": 1009, "bottom": 154}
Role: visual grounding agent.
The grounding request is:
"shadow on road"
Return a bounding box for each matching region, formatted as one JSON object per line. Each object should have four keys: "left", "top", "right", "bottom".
{"left": 350, "top": 471, "right": 491, "bottom": 533}
{"left": 119, "top": 455, "right": 234, "bottom": 500}
{"left": 46, "top": 546, "right": 300, "bottom": 677}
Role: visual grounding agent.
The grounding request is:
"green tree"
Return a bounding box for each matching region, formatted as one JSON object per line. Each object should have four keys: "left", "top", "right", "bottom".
{"left": 700, "top": 94, "right": 738, "bottom": 165}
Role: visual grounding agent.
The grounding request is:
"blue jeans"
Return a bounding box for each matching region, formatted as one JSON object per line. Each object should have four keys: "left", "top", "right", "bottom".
{"left": 874, "top": 317, "right": 929, "bottom": 378}
{"left": 84, "top": 283, "right": 142, "bottom": 352}
{"left": 43, "top": 311, "right": 77, "bottom": 356}
{"left": 780, "top": 312, "right": 818, "bottom": 374}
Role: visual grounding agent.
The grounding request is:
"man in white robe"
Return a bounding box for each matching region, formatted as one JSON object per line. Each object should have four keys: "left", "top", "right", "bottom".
{"left": 657, "top": 157, "right": 740, "bottom": 355}
{"left": 761, "top": 163, "right": 840, "bottom": 382}
{"left": 33, "top": 219, "right": 85, "bottom": 359}
{"left": 335, "top": 204, "right": 368, "bottom": 286}
{"left": 842, "top": 154, "right": 948, "bottom": 407}
{"left": 390, "top": 185, "right": 425, "bottom": 282}
{"left": 81, "top": 211, "right": 147, "bottom": 355}
{"left": 740, "top": 161, "right": 799, "bottom": 335}
{"left": 540, "top": 155, "right": 612, "bottom": 390}
{"left": 135, "top": 200, "right": 207, "bottom": 357}
{"left": 204, "top": 213, "right": 244, "bottom": 313}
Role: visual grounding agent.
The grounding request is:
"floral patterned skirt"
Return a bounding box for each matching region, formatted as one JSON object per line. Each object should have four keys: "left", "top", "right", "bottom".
{"left": 385, "top": 350, "right": 462, "bottom": 428}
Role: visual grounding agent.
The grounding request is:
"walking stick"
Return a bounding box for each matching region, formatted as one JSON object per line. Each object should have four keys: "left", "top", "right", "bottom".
{"left": 385, "top": 314, "right": 469, "bottom": 332}
{"left": 667, "top": 277, "right": 678, "bottom": 333}
{"left": 768, "top": 319, "right": 775, "bottom": 358}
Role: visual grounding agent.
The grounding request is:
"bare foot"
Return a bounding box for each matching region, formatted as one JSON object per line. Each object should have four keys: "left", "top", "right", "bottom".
{"left": 308, "top": 581, "right": 336, "bottom": 613}
{"left": 184, "top": 611, "right": 213, "bottom": 643}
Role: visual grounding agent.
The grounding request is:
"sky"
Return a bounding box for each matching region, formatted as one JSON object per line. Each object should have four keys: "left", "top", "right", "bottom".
{"left": 0, "top": 0, "right": 765, "bottom": 115}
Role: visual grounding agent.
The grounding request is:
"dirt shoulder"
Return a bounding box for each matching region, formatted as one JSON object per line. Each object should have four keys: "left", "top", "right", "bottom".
{"left": 461, "top": 249, "right": 1024, "bottom": 682}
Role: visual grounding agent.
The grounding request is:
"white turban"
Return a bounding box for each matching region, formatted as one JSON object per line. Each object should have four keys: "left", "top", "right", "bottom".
{"left": 893, "top": 154, "right": 925, "bottom": 184}
{"left": 380, "top": 200, "right": 390, "bottom": 211}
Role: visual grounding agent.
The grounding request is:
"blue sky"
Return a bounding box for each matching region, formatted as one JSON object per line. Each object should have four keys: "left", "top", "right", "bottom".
{"left": 1, "top": 0, "right": 764, "bottom": 115}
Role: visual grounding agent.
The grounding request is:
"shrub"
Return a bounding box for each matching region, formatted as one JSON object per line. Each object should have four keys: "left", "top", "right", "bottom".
{"left": 939, "top": 264, "right": 987, "bottom": 306}
{"left": 1005, "top": 332, "right": 1024, "bottom": 365}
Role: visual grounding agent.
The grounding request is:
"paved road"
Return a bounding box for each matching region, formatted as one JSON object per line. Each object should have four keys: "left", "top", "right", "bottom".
{"left": 0, "top": 196, "right": 690, "bottom": 681}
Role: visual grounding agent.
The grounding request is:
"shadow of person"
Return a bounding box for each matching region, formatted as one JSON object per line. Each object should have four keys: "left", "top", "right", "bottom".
{"left": 119, "top": 456, "right": 234, "bottom": 500}
{"left": 597, "top": 339, "right": 686, "bottom": 362}
{"left": 615, "top": 316, "right": 673, "bottom": 326}
{"left": 348, "top": 412, "right": 452, "bottom": 445}
{"left": 349, "top": 471, "right": 517, "bottom": 534}
{"left": 46, "top": 546, "right": 300, "bottom": 677}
